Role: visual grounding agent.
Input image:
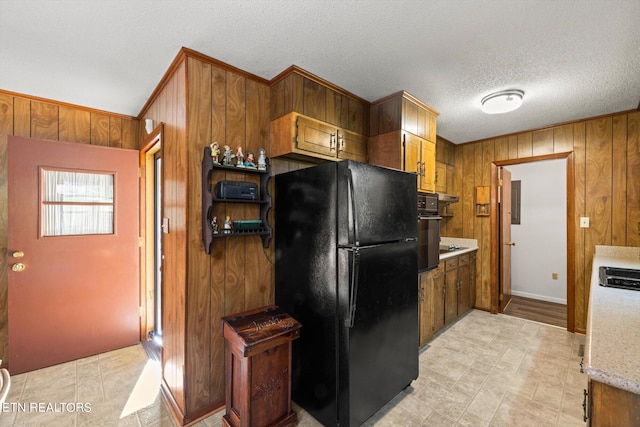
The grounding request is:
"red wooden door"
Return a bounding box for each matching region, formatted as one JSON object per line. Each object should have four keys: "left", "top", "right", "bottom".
{"left": 7, "top": 136, "right": 140, "bottom": 374}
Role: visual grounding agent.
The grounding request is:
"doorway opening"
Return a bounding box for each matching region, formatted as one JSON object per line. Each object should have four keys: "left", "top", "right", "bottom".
{"left": 490, "top": 152, "right": 575, "bottom": 332}
{"left": 141, "top": 125, "right": 163, "bottom": 361}
{"left": 153, "top": 152, "right": 162, "bottom": 344}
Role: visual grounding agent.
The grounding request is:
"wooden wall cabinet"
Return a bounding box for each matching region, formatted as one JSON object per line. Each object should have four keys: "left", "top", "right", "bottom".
{"left": 370, "top": 91, "right": 437, "bottom": 141}
{"left": 435, "top": 161, "right": 447, "bottom": 193}
{"left": 586, "top": 379, "right": 640, "bottom": 426}
{"left": 270, "top": 112, "right": 366, "bottom": 163}
{"left": 270, "top": 66, "right": 368, "bottom": 134}
{"left": 368, "top": 130, "right": 436, "bottom": 193}
{"left": 368, "top": 91, "right": 438, "bottom": 193}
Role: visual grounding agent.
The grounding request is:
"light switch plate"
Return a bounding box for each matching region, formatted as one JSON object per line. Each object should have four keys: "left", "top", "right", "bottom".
{"left": 580, "top": 217, "right": 590, "bottom": 228}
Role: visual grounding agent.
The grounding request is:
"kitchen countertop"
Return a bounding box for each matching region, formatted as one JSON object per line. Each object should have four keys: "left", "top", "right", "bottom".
{"left": 584, "top": 245, "right": 640, "bottom": 394}
{"left": 439, "top": 237, "right": 478, "bottom": 260}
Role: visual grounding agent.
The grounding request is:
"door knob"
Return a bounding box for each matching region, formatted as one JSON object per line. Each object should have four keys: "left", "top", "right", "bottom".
{"left": 11, "top": 263, "right": 26, "bottom": 272}
{"left": 12, "top": 251, "right": 24, "bottom": 258}
{"left": 506, "top": 242, "right": 516, "bottom": 246}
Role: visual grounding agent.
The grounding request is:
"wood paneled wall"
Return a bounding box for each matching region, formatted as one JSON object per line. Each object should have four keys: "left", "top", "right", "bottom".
{"left": 0, "top": 91, "right": 138, "bottom": 366}
{"left": 444, "top": 112, "right": 640, "bottom": 332}
{"left": 271, "top": 66, "right": 368, "bottom": 135}
{"left": 139, "top": 49, "right": 273, "bottom": 423}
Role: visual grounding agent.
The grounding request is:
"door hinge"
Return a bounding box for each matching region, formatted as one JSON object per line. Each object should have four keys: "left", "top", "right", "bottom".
{"left": 139, "top": 306, "right": 145, "bottom": 317}
{"left": 499, "top": 293, "right": 504, "bottom": 301}
{"left": 139, "top": 237, "right": 144, "bottom": 247}
{"left": 498, "top": 178, "right": 503, "bottom": 187}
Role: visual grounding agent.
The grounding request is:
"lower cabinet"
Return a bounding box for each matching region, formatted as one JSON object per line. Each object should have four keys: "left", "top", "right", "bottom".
{"left": 585, "top": 379, "right": 640, "bottom": 426}
{"left": 418, "top": 272, "right": 433, "bottom": 347}
{"left": 418, "top": 250, "right": 476, "bottom": 348}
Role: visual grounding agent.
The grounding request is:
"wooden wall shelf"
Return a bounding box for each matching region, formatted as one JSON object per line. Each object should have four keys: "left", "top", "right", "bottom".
{"left": 202, "top": 147, "right": 272, "bottom": 254}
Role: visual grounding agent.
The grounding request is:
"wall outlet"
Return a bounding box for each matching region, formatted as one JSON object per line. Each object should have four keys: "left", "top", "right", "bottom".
{"left": 580, "top": 217, "right": 590, "bottom": 228}
{"left": 552, "top": 273, "right": 558, "bottom": 280}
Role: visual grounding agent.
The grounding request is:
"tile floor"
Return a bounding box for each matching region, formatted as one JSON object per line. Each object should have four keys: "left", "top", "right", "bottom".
{"left": 0, "top": 310, "right": 587, "bottom": 426}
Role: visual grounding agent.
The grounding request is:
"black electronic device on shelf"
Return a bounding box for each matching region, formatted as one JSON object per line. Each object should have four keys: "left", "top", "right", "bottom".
{"left": 215, "top": 180, "right": 258, "bottom": 200}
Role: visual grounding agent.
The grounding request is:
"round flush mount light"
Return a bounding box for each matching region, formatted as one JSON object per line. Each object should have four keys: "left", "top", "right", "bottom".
{"left": 481, "top": 89, "right": 525, "bottom": 114}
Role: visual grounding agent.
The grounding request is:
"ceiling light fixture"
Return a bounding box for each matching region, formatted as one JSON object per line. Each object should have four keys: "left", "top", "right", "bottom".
{"left": 481, "top": 89, "right": 524, "bottom": 114}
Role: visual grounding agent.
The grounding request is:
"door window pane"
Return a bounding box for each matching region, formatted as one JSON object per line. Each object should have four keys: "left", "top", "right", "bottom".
{"left": 41, "top": 169, "right": 115, "bottom": 236}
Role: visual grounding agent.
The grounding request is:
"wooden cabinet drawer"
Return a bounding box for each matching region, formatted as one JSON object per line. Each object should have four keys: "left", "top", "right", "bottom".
{"left": 445, "top": 257, "right": 458, "bottom": 271}
{"left": 458, "top": 253, "right": 469, "bottom": 267}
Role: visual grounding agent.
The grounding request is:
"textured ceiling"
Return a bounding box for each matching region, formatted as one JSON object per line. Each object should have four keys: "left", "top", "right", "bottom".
{"left": 1, "top": 0, "right": 639, "bottom": 143}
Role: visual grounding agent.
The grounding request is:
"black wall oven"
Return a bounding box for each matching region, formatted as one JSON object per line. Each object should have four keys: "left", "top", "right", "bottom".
{"left": 417, "top": 193, "right": 441, "bottom": 272}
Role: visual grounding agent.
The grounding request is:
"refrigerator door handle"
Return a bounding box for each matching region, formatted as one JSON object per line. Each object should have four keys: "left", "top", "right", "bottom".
{"left": 344, "top": 167, "right": 359, "bottom": 246}
{"left": 345, "top": 248, "right": 360, "bottom": 328}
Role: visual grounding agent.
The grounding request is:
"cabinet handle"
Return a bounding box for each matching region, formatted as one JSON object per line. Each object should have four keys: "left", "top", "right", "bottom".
{"left": 416, "top": 161, "right": 421, "bottom": 175}
{"left": 421, "top": 162, "right": 426, "bottom": 177}
{"left": 338, "top": 134, "right": 344, "bottom": 152}
{"left": 580, "top": 357, "right": 584, "bottom": 373}
{"left": 329, "top": 133, "right": 335, "bottom": 151}
{"left": 583, "top": 389, "right": 589, "bottom": 422}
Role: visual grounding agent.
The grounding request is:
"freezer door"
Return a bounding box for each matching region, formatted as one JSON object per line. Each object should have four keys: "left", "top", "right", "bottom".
{"left": 337, "top": 161, "right": 417, "bottom": 246}
{"left": 337, "top": 240, "right": 419, "bottom": 427}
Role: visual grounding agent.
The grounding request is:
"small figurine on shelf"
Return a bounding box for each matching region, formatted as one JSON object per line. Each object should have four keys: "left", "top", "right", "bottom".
{"left": 257, "top": 148, "right": 267, "bottom": 171}
{"left": 235, "top": 146, "right": 245, "bottom": 168}
{"left": 223, "top": 145, "right": 234, "bottom": 166}
{"left": 245, "top": 151, "right": 256, "bottom": 168}
{"left": 223, "top": 216, "right": 233, "bottom": 234}
{"left": 211, "top": 216, "right": 219, "bottom": 234}
{"left": 210, "top": 141, "right": 220, "bottom": 164}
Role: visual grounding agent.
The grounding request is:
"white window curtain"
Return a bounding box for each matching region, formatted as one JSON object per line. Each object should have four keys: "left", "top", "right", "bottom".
{"left": 42, "top": 170, "right": 114, "bottom": 236}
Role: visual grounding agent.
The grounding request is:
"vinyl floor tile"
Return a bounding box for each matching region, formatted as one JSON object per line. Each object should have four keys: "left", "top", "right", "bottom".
{"left": 0, "top": 310, "right": 587, "bottom": 426}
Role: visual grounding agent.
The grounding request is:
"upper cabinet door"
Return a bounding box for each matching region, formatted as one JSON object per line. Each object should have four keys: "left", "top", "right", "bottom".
{"left": 403, "top": 132, "right": 420, "bottom": 175}
{"left": 296, "top": 115, "right": 337, "bottom": 158}
{"left": 435, "top": 161, "right": 447, "bottom": 193}
{"left": 337, "top": 128, "right": 367, "bottom": 162}
{"left": 420, "top": 139, "right": 436, "bottom": 193}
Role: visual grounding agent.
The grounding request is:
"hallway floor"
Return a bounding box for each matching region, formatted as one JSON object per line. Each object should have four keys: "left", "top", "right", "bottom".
{"left": 0, "top": 310, "right": 587, "bottom": 426}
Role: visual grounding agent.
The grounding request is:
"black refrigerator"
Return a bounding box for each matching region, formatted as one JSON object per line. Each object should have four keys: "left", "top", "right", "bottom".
{"left": 275, "top": 160, "right": 419, "bottom": 427}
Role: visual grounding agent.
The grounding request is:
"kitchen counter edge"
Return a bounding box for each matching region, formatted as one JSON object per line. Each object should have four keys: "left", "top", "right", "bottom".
{"left": 583, "top": 245, "right": 640, "bottom": 395}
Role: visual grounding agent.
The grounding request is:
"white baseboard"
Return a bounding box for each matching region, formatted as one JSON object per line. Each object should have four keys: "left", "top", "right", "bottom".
{"left": 511, "top": 290, "right": 566, "bottom": 305}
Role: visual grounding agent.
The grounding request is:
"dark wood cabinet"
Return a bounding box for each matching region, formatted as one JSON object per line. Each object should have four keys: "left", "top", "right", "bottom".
{"left": 445, "top": 257, "right": 459, "bottom": 326}
{"left": 418, "top": 270, "right": 433, "bottom": 347}
{"left": 420, "top": 251, "right": 476, "bottom": 348}
{"left": 457, "top": 254, "right": 471, "bottom": 315}
{"left": 418, "top": 262, "right": 445, "bottom": 347}
{"left": 431, "top": 264, "right": 446, "bottom": 334}
{"left": 469, "top": 251, "right": 476, "bottom": 311}
{"left": 586, "top": 379, "right": 640, "bottom": 426}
